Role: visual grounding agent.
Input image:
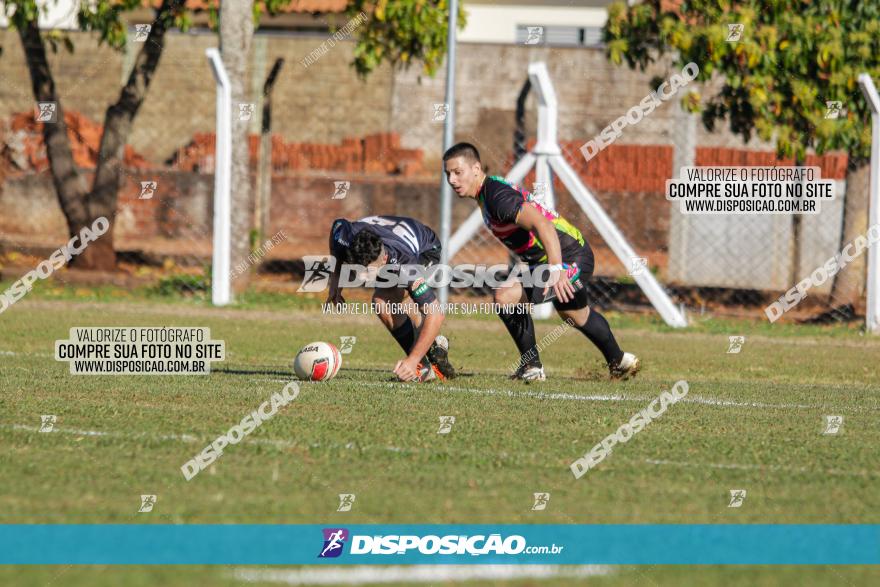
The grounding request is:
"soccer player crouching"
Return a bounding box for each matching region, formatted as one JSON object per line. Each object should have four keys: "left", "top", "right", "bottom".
{"left": 325, "top": 215, "right": 456, "bottom": 382}
{"left": 442, "top": 143, "right": 639, "bottom": 381}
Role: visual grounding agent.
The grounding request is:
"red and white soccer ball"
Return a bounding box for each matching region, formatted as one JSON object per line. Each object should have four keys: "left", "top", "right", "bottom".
{"left": 293, "top": 341, "right": 341, "bottom": 381}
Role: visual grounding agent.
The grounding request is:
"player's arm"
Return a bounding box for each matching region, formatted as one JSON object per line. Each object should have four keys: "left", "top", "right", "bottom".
{"left": 514, "top": 205, "right": 575, "bottom": 303}
{"left": 393, "top": 280, "right": 445, "bottom": 381}
{"left": 410, "top": 300, "right": 444, "bottom": 362}
{"left": 394, "top": 300, "right": 444, "bottom": 380}
{"left": 325, "top": 234, "right": 345, "bottom": 306}
{"left": 326, "top": 265, "right": 344, "bottom": 306}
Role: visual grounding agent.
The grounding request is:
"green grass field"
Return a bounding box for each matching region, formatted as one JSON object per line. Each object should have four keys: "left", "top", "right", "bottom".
{"left": 1, "top": 287, "right": 879, "bottom": 586}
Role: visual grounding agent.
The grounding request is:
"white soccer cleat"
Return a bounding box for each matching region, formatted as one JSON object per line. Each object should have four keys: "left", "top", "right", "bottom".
{"left": 511, "top": 363, "right": 546, "bottom": 382}
{"left": 427, "top": 335, "right": 455, "bottom": 379}
{"left": 610, "top": 352, "right": 641, "bottom": 380}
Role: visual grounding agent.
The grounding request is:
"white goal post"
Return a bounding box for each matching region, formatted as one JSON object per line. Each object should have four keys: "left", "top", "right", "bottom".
{"left": 207, "top": 48, "right": 232, "bottom": 306}
{"left": 858, "top": 73, "right": 880, "bottom": 334}
{"left": 447, "top": 62, "right": 688, "bottom": 328}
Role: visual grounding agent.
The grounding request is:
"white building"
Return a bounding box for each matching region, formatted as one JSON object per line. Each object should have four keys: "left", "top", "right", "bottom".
{"left": 0, "top": 0, "right": 80, "bottom": 30}
{"left": 457, "top": 0, "right": 613, "bottom": 46}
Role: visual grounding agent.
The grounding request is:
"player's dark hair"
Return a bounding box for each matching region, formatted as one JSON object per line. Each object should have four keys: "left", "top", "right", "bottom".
{"left": 443, "top": 142, "right": 481, "bottom": 165}
{"left": 346, "top": 228, "right": 383, "bottom": 265}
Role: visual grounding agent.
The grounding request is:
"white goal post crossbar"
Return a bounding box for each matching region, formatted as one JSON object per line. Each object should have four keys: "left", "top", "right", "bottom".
{"left": 447, "top": 62, "right": 687, "bottom": 328}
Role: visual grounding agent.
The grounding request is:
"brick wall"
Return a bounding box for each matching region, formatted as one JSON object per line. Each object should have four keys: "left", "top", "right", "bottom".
{"left": 0, "top": 29, "right": 124, "bottom": 134}
{"left": 170, "top": 131, "right": 426, "bottom": 176}
{"left": 3, "top": 142, "right": 845, "bottom": 279}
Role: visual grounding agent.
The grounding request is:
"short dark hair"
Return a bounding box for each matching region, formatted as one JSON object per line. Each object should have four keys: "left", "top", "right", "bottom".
{"left": 443, "top": 142, "right": 481, "bottom": 164}
{"left": 346, "top": 228, "right": 383, "bottom": 265}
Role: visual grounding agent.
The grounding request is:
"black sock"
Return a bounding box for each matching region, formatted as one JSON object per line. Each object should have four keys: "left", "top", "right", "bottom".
{"left": 389, "top": 318, "right": 429, "bottom": 364}
{"left": 498, "top": 307, "right": 540, "bottom": 366}
{"left": 577, "top": 308, "right": 624, "bottom": 365}
{"left": 390, "top": 318, "right": 416, "bottom": 354}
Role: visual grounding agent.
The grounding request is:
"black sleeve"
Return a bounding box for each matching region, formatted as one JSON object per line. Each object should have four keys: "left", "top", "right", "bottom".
{"left": 484, "top": 181, "right": 524, "bottom": 225}
{"left": 328, "top": 219, "right": 346, "bottom": 260}
{"left": 407, "top": 275, "right": 437, "bottom": 306}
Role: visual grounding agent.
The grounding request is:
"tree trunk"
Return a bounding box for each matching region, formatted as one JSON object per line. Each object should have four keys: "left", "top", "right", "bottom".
{"left": 830, "top": 160, "right": 871, "bottom": 309}
{"left": 789, "top": 160, "right": 804, "bottom": 288}
{"left": 17, "top": 1, "right": 182, "bottom": 271}
{"left": 17, "top": 19, "right": 89, "bottom": 237}
{"left": 80, "top": 0, "right": 182, "bottom": 270}
{"left": 221, "top": 0, "right": 256, "bottom": 295}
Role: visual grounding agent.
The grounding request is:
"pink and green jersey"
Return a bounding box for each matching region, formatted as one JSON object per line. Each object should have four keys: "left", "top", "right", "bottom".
{"left": 477, "top": 175, "right": 585, "bottom": 265}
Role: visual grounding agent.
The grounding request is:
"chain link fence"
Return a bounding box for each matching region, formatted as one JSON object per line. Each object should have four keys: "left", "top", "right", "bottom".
{"left": 447, "top": 98, "right": 864, "bottom": 324}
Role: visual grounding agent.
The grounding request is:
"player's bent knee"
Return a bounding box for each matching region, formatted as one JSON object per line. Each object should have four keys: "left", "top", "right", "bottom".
{"left": 494, "top": 284, "right": 523, "bottom": 305}
{"left": 559, "top": 307, "right": 589, "bottom": 327}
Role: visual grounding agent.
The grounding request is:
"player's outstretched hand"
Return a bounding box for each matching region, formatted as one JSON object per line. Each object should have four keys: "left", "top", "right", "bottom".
{"left": 394, "top": 357, "right": 421, "bottom": 382}
{"left": 554, "top": 274, "right": 575, "bottom": 303}
{"left": 544, "top": 267, "right": 575, "bottom": 304}
{"left": 324, "top": 290, "right": 345, "bottom": 311}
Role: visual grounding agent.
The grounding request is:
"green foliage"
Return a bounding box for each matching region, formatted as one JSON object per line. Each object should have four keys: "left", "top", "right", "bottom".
{"left": 5, "top": 0, "right": 290, "bottom": 54}
{"left": 346, "top": 0, "right": 467, "bottom": 77}
{"left": 4, "top": 0, "right": 460, "bottom": 80}
{"left": 604, "top": 0, "right": 880, "bottom": 164}
{"left": 78, "top": 0, "right": 194, "bottom": 49}
{"left": 249, "top": 228, "right": 261, "bottom": 254}
{"left": 4, "top": 0, "right": 41, "bottom": 29}
{"left": 153, "top": 271, "right": 210, "bottom": 297}
{"left": 4, "top": 0, "right": 78, "bottom": 53}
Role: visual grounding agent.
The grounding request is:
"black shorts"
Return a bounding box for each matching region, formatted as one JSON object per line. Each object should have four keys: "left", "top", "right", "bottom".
{"left": 419, "top": 243, "right": 442, "bottom": 267}
{"left": 523, "top": 245, "right": 595, "bottom": 311}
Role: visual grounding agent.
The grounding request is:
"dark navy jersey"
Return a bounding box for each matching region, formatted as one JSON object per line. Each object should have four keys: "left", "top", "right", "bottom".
{"left": 329, "top": 216, "right": 440, "bottom": 265}
{"left": 329, "top": 216, "right": 441, "bottom": 305}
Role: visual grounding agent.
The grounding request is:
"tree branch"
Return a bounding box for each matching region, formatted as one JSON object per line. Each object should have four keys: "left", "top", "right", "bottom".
{"left": 17, "top": 17, "right": 89, "bottom": 235}
{"left": 89, "top": 0, "right": 183, "bottom": 216}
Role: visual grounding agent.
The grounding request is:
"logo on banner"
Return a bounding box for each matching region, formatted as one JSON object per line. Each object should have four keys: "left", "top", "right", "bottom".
{"left": 319, "top": 528, "right": 349, "bottom": 558}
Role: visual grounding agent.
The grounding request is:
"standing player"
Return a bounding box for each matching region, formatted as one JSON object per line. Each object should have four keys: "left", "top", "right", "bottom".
{"left": 325, "top": 215, "right": 456, "bottom": 382}
{"left": 442, "top": 143, "right": 639, "bottom": 381}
